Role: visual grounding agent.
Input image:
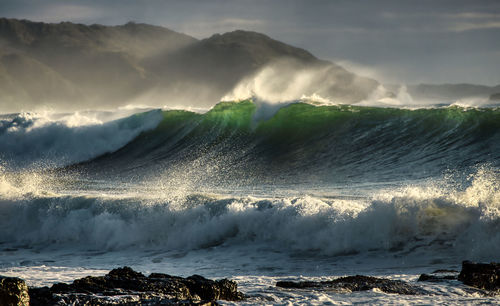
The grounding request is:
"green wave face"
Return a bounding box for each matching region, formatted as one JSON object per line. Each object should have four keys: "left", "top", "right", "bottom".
{"left": 153, "top": 101, "right": 500, "bottom": 140}
{"left": 201, "top": 100, "right": 256, "bottom": 131}
{"left": 257, "top": 103, "right": 499, "bottom": 136}
{"left": 87, "top": 101, "right": 500, "bottom": 184}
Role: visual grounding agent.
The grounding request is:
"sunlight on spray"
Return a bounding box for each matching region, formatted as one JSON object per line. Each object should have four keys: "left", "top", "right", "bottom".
{"left": 221, "top": 58, "right": 378, "bottom": 105}
{"left": 221, "top": 65, "right": 321, "bottom": 102}
{"left": 355, "top": 85, "right": 415, "bottom": 107}
{"left": 0, "top": 165, "right": 54, "bottom": 198}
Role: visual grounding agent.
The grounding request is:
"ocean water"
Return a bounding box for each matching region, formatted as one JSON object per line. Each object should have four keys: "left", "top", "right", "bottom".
{"left": 0, "top": 98, "right": 499, "bottom": 304}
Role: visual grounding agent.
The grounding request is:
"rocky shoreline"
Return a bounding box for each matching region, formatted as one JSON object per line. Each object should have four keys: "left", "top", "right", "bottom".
{"left": 277, "top": 274, "right": 425, "bottom": 295}
{"left": 1, "top": 261, "right": 498, "bottom": 305}
{"left": 1, "top": 267, "right": 244, "bottom": 305}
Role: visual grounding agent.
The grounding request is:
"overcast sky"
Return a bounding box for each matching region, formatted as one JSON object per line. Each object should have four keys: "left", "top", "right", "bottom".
{"left": 1, "top": 0, "right": 499, "bottom": 85}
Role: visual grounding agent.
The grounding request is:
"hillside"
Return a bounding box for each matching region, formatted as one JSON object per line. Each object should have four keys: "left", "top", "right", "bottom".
{"left": 0, "top": 18, "right": 378, "bottom": 112}
{"left": 0, "top": 18, "right": 197, "bottom": 111}
{"left": 406, "top": 83, "right": 500, "bottom": 101}
{"left": 144, "top": 29, "right": 379, "bottom": 104}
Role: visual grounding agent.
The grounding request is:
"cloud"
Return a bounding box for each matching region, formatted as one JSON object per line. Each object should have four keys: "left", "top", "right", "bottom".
{"left": 20, "top": 4, "right": 105, "bottom": 23}
{"left": 178, "top": 18, "right": 267, "bottom": 37}
{"left": 443, "top": 11, "right": 500, "bottom": 32}
{"left": 449, "top": 21, "right": 500, "bottom": 32}
{"left": 379, "top": 10, "right": 500, "bottom": 33}
{"left": 445, "top": 12, "right": 500, "bottom": 19}
{"left": 216, "top": 18, "right": 266, "bottom": 27}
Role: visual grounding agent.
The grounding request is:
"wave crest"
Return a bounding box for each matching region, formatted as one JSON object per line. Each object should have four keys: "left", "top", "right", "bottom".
{"left": 0, "top": 110, "right": 163, "bottom": 169}
{"left": 0, "top": 168, "right": 498, "bottom": 260}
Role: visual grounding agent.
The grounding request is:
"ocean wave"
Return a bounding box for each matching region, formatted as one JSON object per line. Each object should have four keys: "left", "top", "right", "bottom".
{"left": 0, "top": 168, "right": 498, "bottom": 260}
{"left": 1, "top": 100, "right": 499, "bottom": 183}
{"left": 0, "top": 109, "right": 163, "bottom": 169}
{"left": 70, "top": 100, "right": 500, "bottom": 184}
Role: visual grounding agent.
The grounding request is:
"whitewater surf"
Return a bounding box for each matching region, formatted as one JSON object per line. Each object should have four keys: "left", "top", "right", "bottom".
{"left": 1, "top": 99, "right": 499, "bottom": 304}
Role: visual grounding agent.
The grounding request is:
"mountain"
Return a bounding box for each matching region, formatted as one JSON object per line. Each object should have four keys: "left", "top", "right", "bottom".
{"left": 405, "top": 83, "right": 500, "bottom": 102}
{"left": 0, "top": 18, "right": 379, "bottom": 112}
{"left": 0, "top": 18, "right": 197, "bottom": 112}
{"left": 490, "top": 93, "right": 500, "bottom": 101}
{"left": 143, "top": 30, "right": 379, "bottom": 104}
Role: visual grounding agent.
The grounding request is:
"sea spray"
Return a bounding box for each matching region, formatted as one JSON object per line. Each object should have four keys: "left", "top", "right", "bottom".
{"left": 0, "top": 109, "right": 163, "bottom": 169}
{"left": 0, "top": 167, "right": 498, "bottom": 260}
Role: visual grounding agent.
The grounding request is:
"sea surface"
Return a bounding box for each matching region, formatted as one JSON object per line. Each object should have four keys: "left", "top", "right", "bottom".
{"left": 0, "top": 98, "right": 499, "bottom": 304}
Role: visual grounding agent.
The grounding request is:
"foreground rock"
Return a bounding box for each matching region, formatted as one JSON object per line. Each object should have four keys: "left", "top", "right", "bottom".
{"left": 276, "top": 275, "right": 423, "bottom": 295}
{"left": 458, "top": 261, "right": 500, "bottom": 292}
{"left": 0, "top": 276, "right": 30, "bottom": 306}
{"left": 418, "top": 269, "right": 458, "bottom": 283}
{"left": 490, "top": 93, "right": 500, "bottom": 101}
{"left": 29, "top": 267, "right": 244, "bottom": 305}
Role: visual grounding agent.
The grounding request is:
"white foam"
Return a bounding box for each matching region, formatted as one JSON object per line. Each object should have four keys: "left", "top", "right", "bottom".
{"left": 0, "top": 168, "right": 498, "bottom": 261}
{"left": 0, "top": 109, "right": 163, "bottom": 169}
{"left": 221, "top": 60, "right": 350, "bottom": 104}
{"left": 0, "top": 168, "right": 498, "bottom": 304}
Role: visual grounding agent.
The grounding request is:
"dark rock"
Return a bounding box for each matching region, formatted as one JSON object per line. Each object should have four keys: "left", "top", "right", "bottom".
{"left": 489, "top": 93, "right": 500, "bottom": 101}
{"left": 431, "top": 269, "right": 458, "bottom": 274}
{"left": 28, "top": 266, "right": 243, "bottom": 305}
{"left": 27, "top": 287, "right": 55, "bottom": 306}
{"left": 149, "top": 272, "right": 172, "bottom": 279}
{"left": 0, "top": 276, "right": 30, "bottom": 306}
{"left": 109, "top": 266, "right": 146, "bottom": 279}
{"left": 418, "top": 269, "right": 458, "bottom": 282}
{"left": 458, "top": 261, "right": 500, "bottom": 292}
{"left": 183, "top": 275, "right": 244, "bottom": 301}
{"left": 276, "top": 281, "right": 324, "bottom": 289}
{"left": 418, "top": 273, "right": 457, "bottom": 282}
{"left": 277, "top": 275, "right": 424, "bottom": 295}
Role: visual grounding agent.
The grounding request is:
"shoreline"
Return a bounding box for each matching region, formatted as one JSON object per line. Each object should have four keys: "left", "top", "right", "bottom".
{"left": 1, "top": 261, "right": 498, "bottom": 305}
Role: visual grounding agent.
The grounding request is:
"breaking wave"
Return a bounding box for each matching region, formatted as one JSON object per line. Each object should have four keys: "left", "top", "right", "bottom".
{"left": 74, "top": 100, "right": 500, "bottom": 185}
{"left": 0, "top": 99, "right": 498, "bottom": 262}
{"left": 0, "top": 167, "right": 498, "bottom": 260}
{"left": 0, "top": 110, "right": 163, "bottom": 169}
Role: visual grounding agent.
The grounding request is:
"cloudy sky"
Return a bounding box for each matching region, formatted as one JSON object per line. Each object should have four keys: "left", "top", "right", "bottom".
{"left": 2, "top": 0, "right": 499, "bottom": 85}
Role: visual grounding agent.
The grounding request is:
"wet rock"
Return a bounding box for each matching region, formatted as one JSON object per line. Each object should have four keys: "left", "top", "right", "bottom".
{"left": 277, "top": 275, "right": 423, "bottom": 295}
{"left": 431, "top": 269, "right": 458, "bottom": 274}
{"left": 0, "top": 276, "right": 30, "bottom": 306}
{"left": 418, "top": 273, "right": 456, "bottom": 282}
{"left": 458, "top": 261, "right": 500, "bottom": 292}
{"left": 183, "top": 274, "right": 244, "bottom": 301}
{"left": 29, "top": 266, "right": 243, "bottom": 305}
{"left": 489, "top": 93, "right": 500, "bottom": 101}
{"left": 418, "top": 269, "right": 458, "bottom": 282}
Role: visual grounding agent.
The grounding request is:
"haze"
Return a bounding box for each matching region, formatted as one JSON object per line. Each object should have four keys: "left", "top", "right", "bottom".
{"left": 1, "top": 0, "right": 499, "bottom": 86}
